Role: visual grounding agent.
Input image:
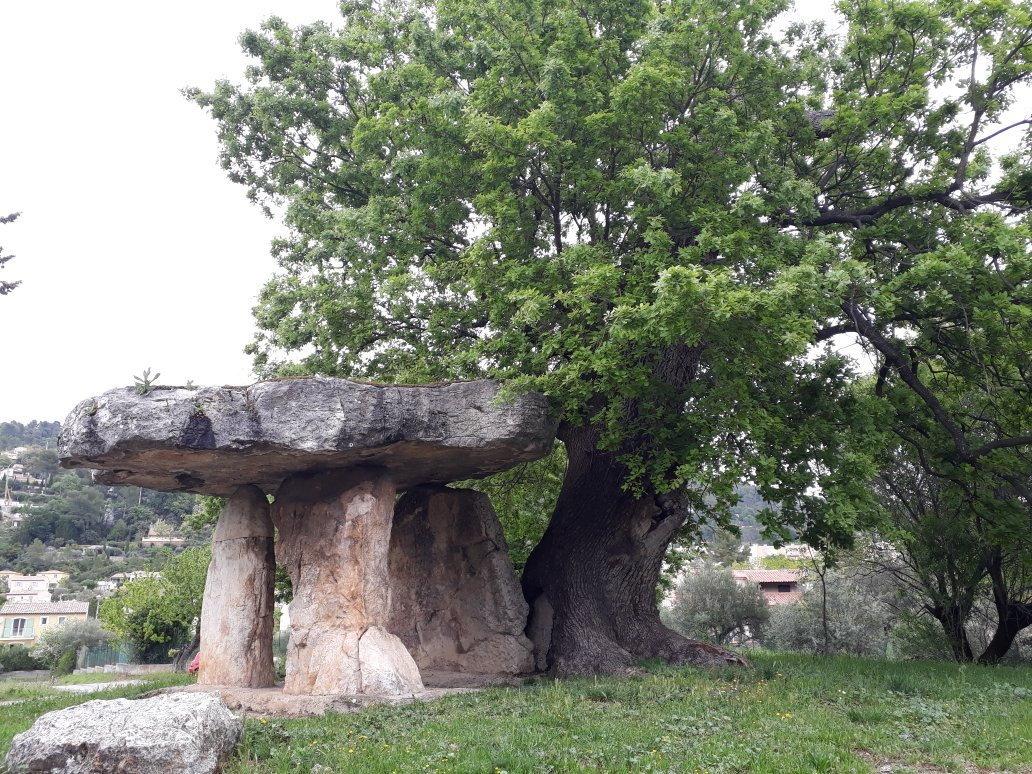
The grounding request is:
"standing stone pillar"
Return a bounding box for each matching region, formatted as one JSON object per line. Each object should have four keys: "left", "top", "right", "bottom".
{"left": 387, "top": 487, "right": 534, "bottom": 675}
{"left": 198, "top": 485, "right": 276, "bottom": 687}
{"left": 273, "top": 467, "right": 423, "bottom": 696}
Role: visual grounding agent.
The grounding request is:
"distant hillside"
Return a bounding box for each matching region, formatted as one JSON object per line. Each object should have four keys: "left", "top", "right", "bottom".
{"left": 0, "top": 420, "right": 61, "bottom": 450}
{"left": 729, "top": 486, "right": 769, "bottom": 544}
{"left": 0, "top": 419, "right": 204, "bottom": 596}
{"left": 695, "top": 485, "right": 787, "bottom": 545}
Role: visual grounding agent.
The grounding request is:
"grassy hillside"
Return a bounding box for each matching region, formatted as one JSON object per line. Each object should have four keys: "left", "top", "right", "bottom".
{"left": 0, "top": 653, "right": 1029, "bottom": 773}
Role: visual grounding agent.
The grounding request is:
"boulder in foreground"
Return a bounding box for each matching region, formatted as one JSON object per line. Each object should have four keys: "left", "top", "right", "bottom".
{"left": 4, "top": 693, "right": 241, "bottom": 774}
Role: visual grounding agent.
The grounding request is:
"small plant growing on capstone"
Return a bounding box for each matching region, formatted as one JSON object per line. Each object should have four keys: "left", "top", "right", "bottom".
{"left": 185, "top": 379, "right": 197, "bottom": 390}
{"left": 133, "top": 368, "right": 161, "bottom": 395}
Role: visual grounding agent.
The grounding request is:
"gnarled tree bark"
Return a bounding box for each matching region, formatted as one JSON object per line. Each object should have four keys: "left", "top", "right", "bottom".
{"left": 978, "top": 552, "right": 1032, "bottom": 665}
{"left": 521, "top": 423, "right": 747, "bottom": 676}
{"left": 929, "top": 601, "right": 975, "bottom": 663}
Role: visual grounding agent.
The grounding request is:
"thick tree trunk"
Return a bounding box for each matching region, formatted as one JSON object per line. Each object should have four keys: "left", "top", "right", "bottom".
{"left": 930, "top": 602, "right": 974, "bottom": 662}
{"left": 979, "top": 602, "right": 1032, "bottom": 665}
{"left": 521, "top": 424, "right": 747, "bottom": 676}
{"left": 172, "top": 630, "right": 200, "bottom": 673}
{"left": 978, "top": 555, "right": 1032, "bottom": 665}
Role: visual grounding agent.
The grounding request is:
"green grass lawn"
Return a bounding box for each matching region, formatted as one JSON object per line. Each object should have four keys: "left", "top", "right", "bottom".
{"left": 53, "top": 671, "right": 160, "bottom": 686}
{"left": 232, "top": 652, "right": 1031, "bottom": 774}
{"left": 0, "top": 653, "right": 1029, "bottom": 773}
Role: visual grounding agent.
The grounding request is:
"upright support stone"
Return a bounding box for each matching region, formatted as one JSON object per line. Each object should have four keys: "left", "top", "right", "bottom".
{"left": 387, "top": 487, "right": 534, "bottom": 675}
{"left": 198, "top": 485, "right": 276, "bottom": 687}
{"left": 273, "top": 468, "right": 423, "bottom": 695}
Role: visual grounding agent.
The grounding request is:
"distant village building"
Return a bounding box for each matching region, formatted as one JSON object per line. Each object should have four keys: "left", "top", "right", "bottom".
{"left": 0, "top": 570, "right": 70, "bottom": 605}
{"left": 141, "top": 535, "right": 185, "bottom": 547}
{"left": 732, "top": 569, "right": 802, "bottom": 605}
{"left": 97, "top": 570, "right": 161, "bottom": 597}
{"left": 108, "top": 571, "right": 161, "bottom": 586}
{"left": 3, "top": 572, "right": 69, "bottom": 603}
{"left": 0, "top": 601, "right": 89, "bottom": 646}
{"left": 140, "top": 521, "right": 185, "bottom": 548}
{"left": 36, "top": 570, "right": 69, "bottom": 588}
{"left": 1, "top": 463, "right": 38, "bottom": 485}
{"left": 746, "top": 542, "right": 813, "bottom": 566}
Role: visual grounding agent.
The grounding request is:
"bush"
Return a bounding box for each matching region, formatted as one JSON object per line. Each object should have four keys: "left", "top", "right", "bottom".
{"left": 98, "top": 545, "right": 209, "bottom": 660}
{"left": 0, "top": 645, "right": 44, "bottom": 672}
{"left": 53, "top": 649, "right": 76, "bottom": 676}
{"left": 32, "top": 619, "right": 112, "bottom": 670}
{"left": 663, "top": 564, "right": 769, "bottom": 645}
{"left": 889, "top": 611, "right": 955, "bottom": 661}
{"left": 764, "top": 571, "right": 891, "bottom": 657}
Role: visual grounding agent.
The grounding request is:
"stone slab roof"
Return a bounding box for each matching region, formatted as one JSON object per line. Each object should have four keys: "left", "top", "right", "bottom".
{"left": 59, "top": 377, "right": 557, "bottom": 495}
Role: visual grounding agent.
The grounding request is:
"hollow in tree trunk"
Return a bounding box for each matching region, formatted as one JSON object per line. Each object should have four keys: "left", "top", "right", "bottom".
{"left": 521, "top": 423, "right": 748, "bottom": 676}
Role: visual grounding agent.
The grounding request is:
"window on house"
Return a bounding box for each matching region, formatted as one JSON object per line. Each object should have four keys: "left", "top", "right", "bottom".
{"left": 777, "top": 584, "right": 792, "bottom": 593}
{"left": 11, "top": 618, "right": 26, "bottom": 637}
{"left": 40, "top": 617, "right": 48, "bottom": 625}
{"left": 58, "top": 617, "right": 66, "bottom": 624}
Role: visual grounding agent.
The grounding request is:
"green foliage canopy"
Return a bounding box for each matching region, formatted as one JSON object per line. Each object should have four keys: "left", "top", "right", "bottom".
{"left": 191, "top": 0, "right": 1032, "bottom": 546}
{"left": 0, "top": 212, "right": 21, "bottom": 296}
{"left": 98, "top": 545, "right": 210, "bottom": 657}
{"left": 0, "top": 420, "right": 60, "bottom": 451}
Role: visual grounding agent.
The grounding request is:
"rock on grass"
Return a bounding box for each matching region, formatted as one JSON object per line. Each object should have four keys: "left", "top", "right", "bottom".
{"left": 5, "top": 693, "right": 241, "bottom": 773}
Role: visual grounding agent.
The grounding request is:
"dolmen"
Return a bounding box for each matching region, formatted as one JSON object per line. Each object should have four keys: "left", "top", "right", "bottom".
{"left": 60, "top": 377, "right": 556, "bottom": 697}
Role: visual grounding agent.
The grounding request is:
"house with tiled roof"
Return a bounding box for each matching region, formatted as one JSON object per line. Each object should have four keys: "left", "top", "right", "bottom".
{"left": 732, "top": 569, "right": 802, "bottom": 605}
{"left": 0, "top": 601, "right": 89, "bottom": 646}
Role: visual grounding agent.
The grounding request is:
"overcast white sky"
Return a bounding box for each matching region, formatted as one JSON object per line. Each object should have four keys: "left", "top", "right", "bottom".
{"left": 0, "top": 1, "right": 841, "bottom": 424}
{"left": 0, "top": 0, "right": 340, "bottom": 423}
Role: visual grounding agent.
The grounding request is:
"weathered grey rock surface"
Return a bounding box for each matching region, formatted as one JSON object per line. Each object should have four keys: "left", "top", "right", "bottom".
{"left": 59, "top": 378, "right": 555, "bottom": 495}
{"left": 4, "top": 693, "right": 241, "bottom": 773}
{"left": 387, "top": 487, "right": 535, "bottom": 675}
{"left": 273, "top": 468, "right": 423, "bottom": 696}
{"left": 198, "top": 485, "right": 276, "bottom": 688}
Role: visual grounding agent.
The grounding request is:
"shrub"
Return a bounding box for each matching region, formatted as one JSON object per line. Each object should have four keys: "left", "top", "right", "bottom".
{"left": 53, "top": 649, "right": 76, "bottom": 676}
{"left": 764, "top": 571, "right": 891, "bottom": 657}
{"left": 0, "top": 645, "right": 44, "bottom": 672}
{"left": 663, "top": 564, "right": 769, "bottom": 645}
{"left": 889, "top": 611, "right": 956, "bottom": 661}
{"left": 32, "top": 619, "right": 112, "bottom": 670}
{"left": 99, "top": 545, "right": 209, "bottom": 660}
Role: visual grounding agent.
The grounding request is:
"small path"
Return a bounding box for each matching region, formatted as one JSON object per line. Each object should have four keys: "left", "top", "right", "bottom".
{"left": 53, "top": 680, "right": 144, "bottom": 694}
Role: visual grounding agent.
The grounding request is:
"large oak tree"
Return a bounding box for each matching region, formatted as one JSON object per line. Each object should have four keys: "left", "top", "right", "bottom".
{"left": 192, "top": 0, "right": 1032, "bottom": 674}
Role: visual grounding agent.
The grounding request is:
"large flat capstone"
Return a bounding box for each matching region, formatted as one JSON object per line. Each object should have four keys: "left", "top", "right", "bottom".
{"left": 59, "top": 378, "right": 556, "bottom": 495}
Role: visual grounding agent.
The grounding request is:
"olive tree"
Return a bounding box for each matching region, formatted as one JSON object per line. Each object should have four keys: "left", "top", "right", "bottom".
{"left": 663, "top": 565, "right": 769, "bottom": 646}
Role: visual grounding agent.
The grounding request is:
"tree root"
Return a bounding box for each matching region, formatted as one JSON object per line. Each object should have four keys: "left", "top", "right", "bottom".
{"left": 641, "top": 625, "right": 751, "bottom": 668}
